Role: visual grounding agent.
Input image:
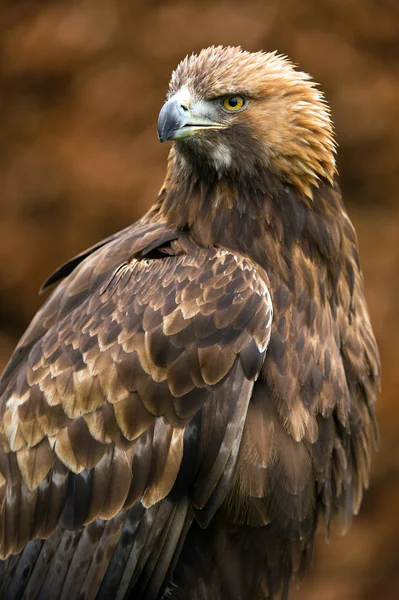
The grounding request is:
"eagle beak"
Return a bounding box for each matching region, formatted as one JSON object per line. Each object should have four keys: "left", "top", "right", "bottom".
{"left": 158, "top": 96, "right": 225, "bottom": 143}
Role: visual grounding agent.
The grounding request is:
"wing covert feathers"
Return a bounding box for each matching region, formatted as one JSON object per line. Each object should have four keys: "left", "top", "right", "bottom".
{"left": 0, "top": 224, "right": 272, "bottom": 564}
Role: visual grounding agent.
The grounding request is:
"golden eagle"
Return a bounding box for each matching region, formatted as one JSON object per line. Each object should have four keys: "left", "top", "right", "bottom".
{"left": 0, "top": 46, "right": 380, "bottom": 599}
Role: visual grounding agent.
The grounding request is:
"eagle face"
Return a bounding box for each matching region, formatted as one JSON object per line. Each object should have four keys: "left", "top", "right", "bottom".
{"left": 158, "top": 84, "right": 255, "bottom": 176}
{"left": 158, "top": 45, "right": 336, "bottom": 197}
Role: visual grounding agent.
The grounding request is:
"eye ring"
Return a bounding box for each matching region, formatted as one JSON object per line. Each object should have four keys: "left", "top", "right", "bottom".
{"left": 222, "top": 95, "right": 246, "bottom": 112}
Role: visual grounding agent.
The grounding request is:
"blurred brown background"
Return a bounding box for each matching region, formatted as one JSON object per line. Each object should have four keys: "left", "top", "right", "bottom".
{"left": 1, "top": 1, "right": 398, "bottom": 598}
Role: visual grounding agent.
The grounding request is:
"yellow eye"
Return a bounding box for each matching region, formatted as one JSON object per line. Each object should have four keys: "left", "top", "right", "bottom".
{"left": 222, "top": 95, "right": 245, "bottom": 111}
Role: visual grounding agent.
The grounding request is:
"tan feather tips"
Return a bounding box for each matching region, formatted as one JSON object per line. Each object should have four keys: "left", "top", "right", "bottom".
{"left": 168, "top": 46, "right": 337, "bottom": 197}
{"left": 16, "top": 438, "right": 55, "bottom": 489}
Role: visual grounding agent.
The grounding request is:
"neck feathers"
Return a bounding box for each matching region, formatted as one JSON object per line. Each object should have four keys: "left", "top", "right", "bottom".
{"left": 156, "top": 147, "right": 344, "bottom": 263}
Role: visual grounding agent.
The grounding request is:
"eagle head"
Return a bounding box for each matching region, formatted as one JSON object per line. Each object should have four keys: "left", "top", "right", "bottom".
{"left": 158, "top": 46, "right": 336, "bottom": 197}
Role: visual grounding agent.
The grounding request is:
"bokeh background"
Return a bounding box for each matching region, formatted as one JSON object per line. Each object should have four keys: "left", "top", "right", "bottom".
{"left": 1, "top": 1, "right": 399, "bottom": 598}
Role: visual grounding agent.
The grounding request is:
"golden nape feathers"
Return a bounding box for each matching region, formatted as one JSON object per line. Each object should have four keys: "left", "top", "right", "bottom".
{"left": 0, "top": 47, "right": 379, "bottom": 600}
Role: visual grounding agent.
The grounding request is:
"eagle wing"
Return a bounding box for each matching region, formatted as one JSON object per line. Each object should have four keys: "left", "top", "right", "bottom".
{"left": 0, "top": 221, "right": 272, "bottom": 599}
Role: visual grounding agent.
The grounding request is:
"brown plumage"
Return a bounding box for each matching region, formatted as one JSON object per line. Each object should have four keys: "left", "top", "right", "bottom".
{"left": 0, "top": 46, "right": 379, "bottom": 599}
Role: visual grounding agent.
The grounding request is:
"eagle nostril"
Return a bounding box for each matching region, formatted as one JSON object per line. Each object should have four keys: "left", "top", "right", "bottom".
{"left": 180, "top": 104, "right": 189, "bottom": 112}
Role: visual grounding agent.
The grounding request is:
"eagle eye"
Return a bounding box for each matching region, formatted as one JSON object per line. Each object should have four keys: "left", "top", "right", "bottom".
{"left": 222, "top": 95, "right": 246, "bottom": 112}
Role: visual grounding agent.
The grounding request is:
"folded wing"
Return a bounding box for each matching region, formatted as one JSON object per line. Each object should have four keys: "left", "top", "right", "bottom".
{"left": 0, "top": 223, "right": 272, "bottom": 599}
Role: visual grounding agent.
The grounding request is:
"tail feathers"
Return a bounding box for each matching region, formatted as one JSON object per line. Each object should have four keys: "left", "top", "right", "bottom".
{"left": 0, "top": 499, "right": 192, "bottom": 600}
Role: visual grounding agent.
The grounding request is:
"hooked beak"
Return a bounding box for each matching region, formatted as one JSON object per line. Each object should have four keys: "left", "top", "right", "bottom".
{"left": 158, "top": 95, "right": 225, "bottom": 143}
